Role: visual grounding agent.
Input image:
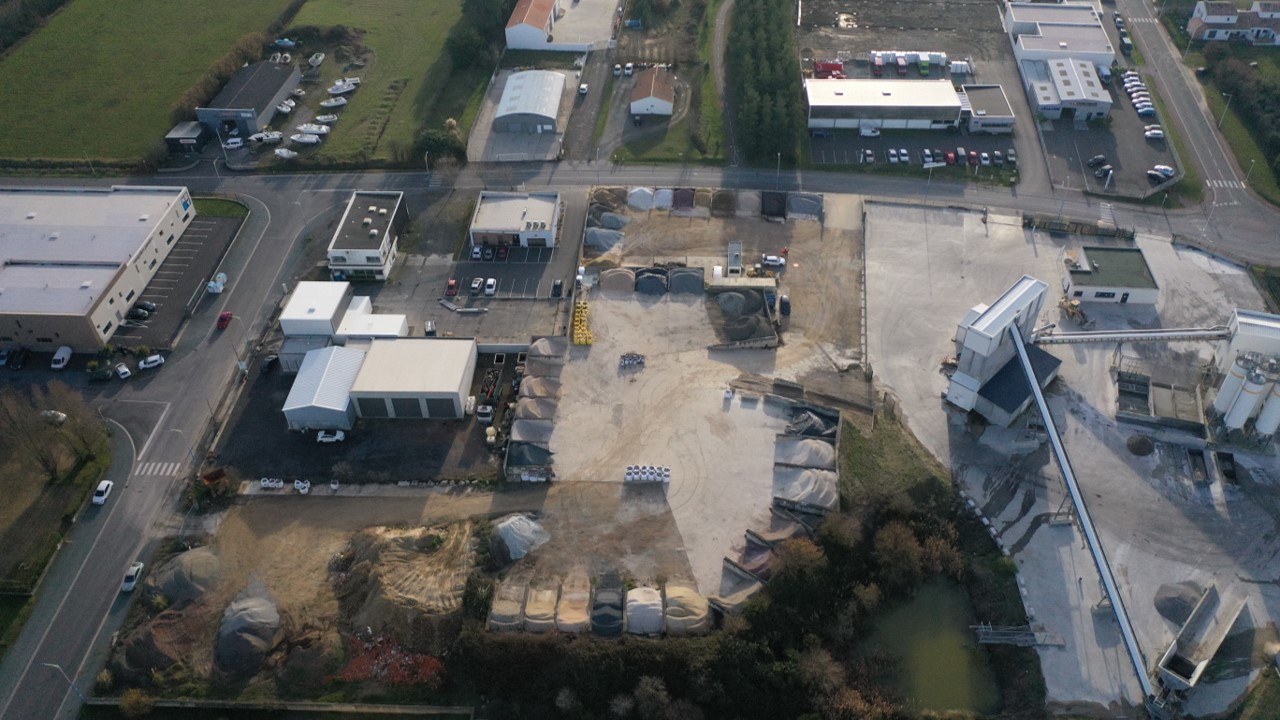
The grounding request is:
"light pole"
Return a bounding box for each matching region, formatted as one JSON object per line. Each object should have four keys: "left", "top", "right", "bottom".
{"left": 41, "top": 663, "right": 85, "bottom": 702}
{"left": 1217, "top": 93, "right": 1233, "bottom": 129}
{"left": 1245, "top": 158, "right": 1257, "bottom": 185}
{"left": 775, "top": 152, "right": 781, "bottom": 190}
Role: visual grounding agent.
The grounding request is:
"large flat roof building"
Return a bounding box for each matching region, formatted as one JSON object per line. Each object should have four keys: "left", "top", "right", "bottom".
{"left": 280, "top": 281, "right": 353, "bottom": 338}
{"left": 804, "top": 79, "right": 963, "bottom": 130}
{"left": 1020, "top": 58, "right": 1112, "bottom": 120}
{"left": 327, "top": 191, "right": 407, "bottom": 281}
{"left": 0, "top": 185, "right": 195, "bottom": 351}
{"left": 1004, "top": 2, "right": 1115, "bottom": 66}
{"left": 1066, "top": 246, "right": 1159, "bottom": 304}
{"left": 469, "top": 191, "right": 562, "bottom": 248}
{"left": 349, "top": 338, "right": 479, "bottom": 419}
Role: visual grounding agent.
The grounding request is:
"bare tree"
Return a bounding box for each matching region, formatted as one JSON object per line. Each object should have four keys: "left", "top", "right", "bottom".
{"left": 0, "top": 388, "right": 65, "bottom": 481}
{"left": 40, "top": 381, "right": 107, "bottom": 460}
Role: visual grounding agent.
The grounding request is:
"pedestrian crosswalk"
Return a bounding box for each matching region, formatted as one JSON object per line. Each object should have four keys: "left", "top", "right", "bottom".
{"left": 135, "top": 461, "right": 181, "bottom": 477}
{"left": 1128, "top": 17, "right": 1157, "bottom": 24}
{"left": 1100, "top": 203, "right": 1116, "bottom": 226}
{"left": 427, "top": 173, "right": 443, "bottom": 189}
{"left": 1207, "top": 179, "right": 1245, "bottom": 189}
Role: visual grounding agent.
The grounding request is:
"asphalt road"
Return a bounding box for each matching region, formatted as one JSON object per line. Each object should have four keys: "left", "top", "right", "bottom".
{"left": 1, "top": 17, "right": 1279, "bottom": 714}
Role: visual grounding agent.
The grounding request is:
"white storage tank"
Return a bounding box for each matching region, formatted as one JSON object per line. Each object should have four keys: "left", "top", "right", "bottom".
{"left": 1254, "top": 381, "right": 1280, "bottom": 436}
{"left": 1225, "top": 372, "right": 1268, "bottom": 430}
{"left": 1213, "top": 355, "right": 1251, "bottom": 415}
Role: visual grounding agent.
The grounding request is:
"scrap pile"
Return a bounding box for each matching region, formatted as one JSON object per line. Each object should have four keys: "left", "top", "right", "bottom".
{"left": 572, "top": 299, "right": 593, "bottom": 345}
{"left": 619, "top": 351, "right": 646, "bottom": 370}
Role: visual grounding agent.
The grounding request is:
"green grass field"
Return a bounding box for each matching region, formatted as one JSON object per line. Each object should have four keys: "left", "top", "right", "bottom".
{"left": 0, "top": 0, "right": 293, "bottom": 161}
{"left": 288, "top": 0, "right": 465, "bottom": 162}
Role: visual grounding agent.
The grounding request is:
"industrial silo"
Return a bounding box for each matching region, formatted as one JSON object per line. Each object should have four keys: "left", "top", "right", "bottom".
{"left": 1224, "top": 372, "right": 1267, "bottom": 430}
{"left": 1213, "top": 355, "right": 1251, "bottom": 416}
{"left": 1253, "top": 380, "right": 1280, "bottom": 436}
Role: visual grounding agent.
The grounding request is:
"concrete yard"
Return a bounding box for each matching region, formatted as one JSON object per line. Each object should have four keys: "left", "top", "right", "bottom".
{"left": 863, "top": 198, "right": 1280, "bottom": 713}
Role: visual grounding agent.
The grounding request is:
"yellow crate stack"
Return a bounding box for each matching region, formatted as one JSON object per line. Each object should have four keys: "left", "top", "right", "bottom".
{"left": 571, "top": 299, "right": 593, "bottom": 345}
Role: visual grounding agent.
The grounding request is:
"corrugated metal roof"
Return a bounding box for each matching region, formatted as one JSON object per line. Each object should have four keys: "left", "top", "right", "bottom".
{"left": 496, "top": 71, "right": 566, "bottom": 122}
{"left": 283, "top": 346, "right": 366, "bottom": 412}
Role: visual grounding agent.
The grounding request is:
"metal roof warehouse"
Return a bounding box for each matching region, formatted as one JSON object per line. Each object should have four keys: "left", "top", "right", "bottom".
{"left": 804, "top": 79, "right": 963, "bottom": 130}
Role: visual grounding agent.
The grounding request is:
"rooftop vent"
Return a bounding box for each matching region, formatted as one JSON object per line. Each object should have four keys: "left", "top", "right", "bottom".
{"left": 48, "top": 232, "right": 59, "bottom": 240}
{"left": 369, "top": 229, "right": 379, "bottom": 237}
{"left": 1059, "top": 42, "right": 1068, "bottom": 48}
{"left": 25, "top": 212, "right": 35, "bottom": 220}
{"left": 367, "top": 205, "right": 377, "bottom": 213}
{"left": 138, "top": 214, "right": 149, "bottom": 221}
{"left": 81, "top": 281, "right": 93, "bottom": 289}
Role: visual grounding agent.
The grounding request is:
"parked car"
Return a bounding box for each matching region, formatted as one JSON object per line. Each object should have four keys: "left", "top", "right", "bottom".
{"left": 471, "top": 245, "right": 483, "bottom": 260}
{"left": 980, "top": 152, "right": 991, "bottom": 166}
{"left": 1144, "top": 124, "right": 1163, "bottom": 131}
{"left": 1147, "top": 169, "right": 1168, "bottom": 183}
{"left": 115, "top": 363, "right": 131, "bottom": 379}
{"left": 613, "top": 64, "right": 623, "bottom": 76}
{"left": 1154, "top": 164, "right": 1176, "bottom": 177}
{"left": 445, "top": 279, "right": 459, "bottom": 296}
{"left": 9, "top": 347, "right": 30, "bottom": 370}
{"left": 0, "top": 348, "right": 8, "bottom": 367}
{"left": 222, "top": 137, "right": 244, "bottom": 150}
{"left": 51, "top": 345, "right": 72, "bottom": 370}
{"left": 1087, "top": 154, "right": 1108, "bottom": 168}
{"left": 624, "top": 62, "right": 634, "bottom": 76}
{"left": 578, "top": 83, "right": 589, "bottom": 95}
{"left": 476, "top": 405, "right": 495, "bottom": 425}
{"left": 859, "top": 127, "right": 881, "bottom": 137}
{"left": 317, "top": 430, "right": 346, "bottom": 443}
{"left": 92, "top": 480, "right": 114, "bottom": 505}
{"left": 1137, "top": 107, "right": 1157, "bottom": 117}
{"left": 888, "top": 148, "right": 899, "bottom": 163}
{"left": 470, "top": 277, "right": 484, "bottom": 296}
{"left": 898, "top": 147, "right": 908, "bottom": 163}
{"left": 216, "top": 311, "right": 233, "bottom": 330}
{"left": 922, "top": 149, "right": 933, "bottom": 164}
{"left": 40, "top": 410, "right": 68, "bottom": 425}
{"left": 993, "top": 150, "right": 1004, "bottom": 165}
{"left": 133, "top": 300, "right": 157, "bottom": 313}
{"left": 945, "top": 151, "right": 957, "bottom": 165}
{"left": 126, "top": 307, "right": 150, "bottom": 322}
{"left": 482, "top": 246, "right": 494, "bottom": 261}
{"left": 761, "top": 254, "right": 786, "bottom": 267}
{"left": 261, "top": 354, "right": 279, "bottom": 374}
{"left": 1094, "top": 164, "right": 1114, "bottom": 178}
{"left": 968, "top": 150, "right": 979, "bottom": 166}
{"left": 956, "top": 146, "right": 966, "bottom": 162}
{"left": 484, "top": 278, "right": 497, "bottom": 296}
{"left": 139, "top": 354, "right": 165, "bottom": 370}
{"left": 496, "top": 245, "right": 509, "bottom": 260}
{"left": 1144, "top": 129, "right": 1165, "bottom": 139}
{"left": 933, "top": 148, "right": 945, "bottom": 163}
{"left": 122, "top": 561, "right": 145, "bottom": 592}
{"left": 1007, "top": 148, "right": 1018, "bottom": 164}
{"left": 863, "top": 149, "right": 875, "bottom": 163}
{"left": 551, "top": 279, "right": 564, "bottom": 298}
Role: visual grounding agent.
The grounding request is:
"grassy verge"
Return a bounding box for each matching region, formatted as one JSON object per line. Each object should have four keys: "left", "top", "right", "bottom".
{"left": 838, "top": 409, "right": 949, "bottom": 509}
{"left": 593, "top": 74, "right": 618, "bottom": 147}
{"left": 289, "top": 0, "right": 467, "bottom": 162}
{"left": 1200, "top": 84, "right": 1280, "bottom": 206}
{"left": 0, "top": 594, "right": 33, "bottom": 659}
{"left": 697, "top": 0, "right": 727, "bottom": 160}
{"left": 1251, "top": 266, "right": 1280, "bottom": 312}
{"left": 1147, "top": 83, "right": 1205, "bottom": 206}
{"left": 1232, "top": 670, "right": 1280, "bottom": 720}
{"left": 0, "top": 0, "right": 294, "bottom": 160}
{"left": 193, "top": 198, "right": 250, "bottom": 218}
{"left": 498, "top": 50, "right": 582, "bottom": 70}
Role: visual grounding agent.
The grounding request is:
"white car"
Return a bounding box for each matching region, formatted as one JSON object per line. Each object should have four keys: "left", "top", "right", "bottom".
{"left": 1144, "top": 129, "right": 1165, "bottom": 139}
{"left": 476, "top": 405, "right": 495, "bottom": 425}
{"left": 92, "top": 480, "right": 114, "bottom": 505}
{"left": 858, "top": 127, "right": 881, "bottom": 138}
{"left": 1144, "top": 124, "right": 1163, "bottom": 131}
{"left": 761, "top": 254, "right": 786, "bottom": 267}
{"left": 484, "top": 278, "right": 498, "bottom": 296}
{"left": 899, "top": 148, "right": 909, "bottom": 163}
{"left": 888, "top": 148, "right": 899, "bottom": 163}
{"left": 578, "top": 83, "right": 589, "bottom": 95}
{"left": 40, "top": 410, "right": 67, "bottom": 425}
{"left": 980, "top": 152, "right": 991, "bottom": 166}
{"left": 1154, "top": 164, "right": 1176, "bottom": 177}
{"left": 139, "top": 354, "right": 165, "bottom": 370}
{"left": 613, "top": 64, "right": 622, "bottom": 76}
{"left": 316, "top": 430, "right": 345, "bottom": 443}
{"left": 122, "top": 561, "right": 144, "bottom": 592}
{"left": 114, "top": 363, "right": 131, "bottom": 380}
{"left": 922, "top": 149, "right": 933, "bottom": 164}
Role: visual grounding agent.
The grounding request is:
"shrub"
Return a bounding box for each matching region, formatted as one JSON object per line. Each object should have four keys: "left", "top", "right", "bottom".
{"left": 118, "top": 688, "right": 155, "bottom": 718}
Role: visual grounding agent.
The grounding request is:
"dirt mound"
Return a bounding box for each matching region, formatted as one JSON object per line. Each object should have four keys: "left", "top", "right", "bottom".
{"left": 599, "top": 212, "right": 630, "bottom": 229}
{"left": 1155, "top": 581, "right": 1203, "bottom": 626}
{"left": 736, "top": 190, "right": 761, "bottom": 216}
{"left": 519, "top": 377, "right": 561, "bottom": 398}
{"left": 333, "top": 522, "right": 476, "bottom": 654}
{"left": 716, "top": 290, "right": 764, "bottom": 317}
{"left": 668, "top": 267, "right": 704, "bottom": 294}
{"left": 154, "top": 546, "right": 222, "bottom": 607}
{"left": 591, "top": 188, "right": 626, "bottom": 210}
{"left": 113, "top": 605, "right": 214, "bottom": 685}
{"left": 600, "top": 268, "right": 636, "bottom": 292}
{"left": 276, "top": 626, "right": 345, "bottom": 693}
{"left": 664, "top": 583, "right": 709, "bottom": 635}
{"left": 215, "top": 579, "right": 281, "bottom": 679}
{"left": 586, "top": 227, "right": 625, "bottom": 251}
{"left": 711, "top": 190, "right": 736, "bottom": 216}
{"left": 514, "top": 398, "right": 559, "bottom": 420}
{"left": 511, "top": 419, "right": 554, "bottom": 446}
{"left": 724, "top": 315, "right": 771, "bottom": 341}
{"left": 529, "top": 336, "right": 567, "bottom": 359}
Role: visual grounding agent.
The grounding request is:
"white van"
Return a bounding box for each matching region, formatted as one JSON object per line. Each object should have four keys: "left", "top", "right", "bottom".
{"left": 858, "top": 127, "right": 881, "bottom": 137}
{"left": 51, "top": 346, "right": 72, "bottom": 370}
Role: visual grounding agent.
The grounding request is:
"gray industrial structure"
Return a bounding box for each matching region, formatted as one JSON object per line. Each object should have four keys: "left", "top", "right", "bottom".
{"left": 492, "top": 70, "right": 565, "bottom": 134}
{"left": 195, "top": 61, "right": 301, "bottom": 139}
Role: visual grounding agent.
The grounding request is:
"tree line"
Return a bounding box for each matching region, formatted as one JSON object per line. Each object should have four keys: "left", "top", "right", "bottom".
{"left": 1202, "top": 43, "right": 1280, "bottom": 180}
{"left": 0, "top": 0, "right": 70, "bottom": 53}
{"left": 725, "top": 0, "right": 804, "bottom": 165}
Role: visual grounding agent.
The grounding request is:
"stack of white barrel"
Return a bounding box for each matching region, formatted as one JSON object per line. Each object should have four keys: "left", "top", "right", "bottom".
{"left": 623, "top": 465, "right": 671, "bottom": 484}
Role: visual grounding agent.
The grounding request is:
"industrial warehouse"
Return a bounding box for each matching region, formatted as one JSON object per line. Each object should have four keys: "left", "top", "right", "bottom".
{"left": 804, "top": 78, "right": 963, "bottom": 130}
{"left": 0, "top": 185, "right": 195, "bottom": 352}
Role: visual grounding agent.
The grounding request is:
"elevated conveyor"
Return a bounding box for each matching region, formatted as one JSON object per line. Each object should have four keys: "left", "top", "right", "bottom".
{"left": 1010, "top": 324, "right": 1155, "bottom": 700}
{"left": 1035, "top": 327, "right": 1231, "bottom": 345}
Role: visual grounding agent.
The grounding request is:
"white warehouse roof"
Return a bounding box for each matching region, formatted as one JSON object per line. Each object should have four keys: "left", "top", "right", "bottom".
{"left": 0, "top": 185, "right": 190, "bottom": 315}
{"left": 283, "top": 346, "right": 367, "bottom": 413}
{"left": 496, "top": 70, "right": 566, "bottom": 122}
{"left": 281, "top": 281, "right": 351, "bottom": 325}
{"left": 351, "top": 338, "right": 478, "bottom": 396}
{"left": 472, "top": 191, "right": 559, "bottom": 232}
{"left": 805, "top": 79, "right": 962, "bottom": 109}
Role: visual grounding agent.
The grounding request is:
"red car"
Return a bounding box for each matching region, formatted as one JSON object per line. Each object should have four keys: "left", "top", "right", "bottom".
{"left": 216, "top": 311, "right": 233, "bottom": 330}
{"left": 968, "top": 150, "right": 980, "bottom": 166}
{"left": 496, "top": 245, "right": 509, "bottom": 260}
{"left": 445, "top": 279, "right": 459, "bottom": 297}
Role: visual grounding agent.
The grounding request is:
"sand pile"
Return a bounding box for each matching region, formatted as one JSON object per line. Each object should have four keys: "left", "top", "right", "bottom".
{"left": 154, "top": 547, "right": 222, "bottom": 607}
{"left": 663, "top": 583, "right": 709, "bottom": 635}
{"left": 772, "top": 467, "right": 839, "bottom": 512}
{"left": 524, "top": 581, "right": 560, "bottom": 633}
{"left": 773, "top": 437, "right": 837, "bottom": 469}
{"left": 556, "top": 568, "right": 592, "bottom": 633}
{"left": 514, "top": 398, "right": 559, "bottom": 420}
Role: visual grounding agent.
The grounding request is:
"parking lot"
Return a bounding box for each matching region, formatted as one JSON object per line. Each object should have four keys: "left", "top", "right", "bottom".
{"left": 809, "top": 132, "right": 1019, "bottom": 175}
{"left": 111, "top": 215, "right": 243, "bottom": 350}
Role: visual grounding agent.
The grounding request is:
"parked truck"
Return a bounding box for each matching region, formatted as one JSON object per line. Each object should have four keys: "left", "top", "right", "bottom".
{"left": 896, "top": 56, "right": 908, "bottom": 76}
{"left": 813, "top": 60, "right": 844, "bottom": 79}
{"left": 872, "top": 53, "right": 885, "bottom": 76}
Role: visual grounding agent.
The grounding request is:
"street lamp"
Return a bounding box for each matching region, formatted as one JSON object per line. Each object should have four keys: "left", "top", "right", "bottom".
{"left": 41, "top": 663, "right": 85, "bottom": 702}
{"left": 1245, "top": 158, "right": 1257, "bottom": 185}
{"left": 775, "top": 152, "right": 781, "bottom": 190}
{"left": 1218, "top": 93, "right": 1233, "bottom": 129}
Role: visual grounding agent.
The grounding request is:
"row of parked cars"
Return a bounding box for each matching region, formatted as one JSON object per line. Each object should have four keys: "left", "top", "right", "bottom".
{"left": 867, "top": 146, "right": 1018, "bottom": 167}
{"left": 1121, "top": 71, "right": 1158, "bottom": 120}
{"left": 1086, "top": 154, "right": 1176, "bottom": 184}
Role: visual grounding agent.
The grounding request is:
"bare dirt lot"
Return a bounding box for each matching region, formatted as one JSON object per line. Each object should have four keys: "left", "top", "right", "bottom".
{"left": 799, "top": 0, "right": 1010, "bottom": 69}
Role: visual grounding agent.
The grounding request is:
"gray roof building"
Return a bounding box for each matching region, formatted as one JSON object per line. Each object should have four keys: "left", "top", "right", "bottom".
{"left": 195, "top": 61, "right": 301, "bottom": 138}
{"left": 493, "top": 70, "right": 566, "bottom": 134}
